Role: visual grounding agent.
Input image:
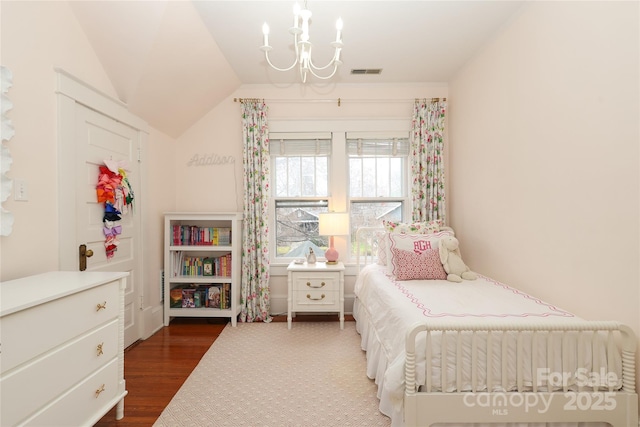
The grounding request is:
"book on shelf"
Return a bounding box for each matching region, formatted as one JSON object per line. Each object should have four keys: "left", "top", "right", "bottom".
{"left": 203, "top": 257, "right": 213, "bottom": 276}
{"left": 207, "top": 285, "right": 221, "bottom": 308}
{"left": 220, "top": 283, "right": 231, "bottom": 309}
{"left": 171, "top": 251, "right": 185, "bottom": 277}
{"left": 182, "top": 288, "right": 196, "bottom": 308}
{"left": 169, "top": 286, "right": 185, "bottom": 308}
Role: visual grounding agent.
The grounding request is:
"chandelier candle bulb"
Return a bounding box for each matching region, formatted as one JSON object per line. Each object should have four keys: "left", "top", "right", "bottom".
{"left": 293, "top": 2, "right": 300, "bottom": 29}
{"left": 335, "top": 18, "right": 343, "bottom": 43}
{"left": 300, "top": 9, "right": 311, "bottom": 42}
{"left": 262, "top": 23, "right": 269, "bottom": 47}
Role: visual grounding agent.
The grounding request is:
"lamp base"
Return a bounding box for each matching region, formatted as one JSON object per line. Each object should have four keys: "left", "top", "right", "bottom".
{"left": 324, "top": 245, "right": 339, "bottom": 265}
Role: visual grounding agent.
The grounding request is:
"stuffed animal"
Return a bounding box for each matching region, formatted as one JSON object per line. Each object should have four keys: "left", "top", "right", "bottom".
{"left": 438, "top": 236, "right": 477, "bottom": 283}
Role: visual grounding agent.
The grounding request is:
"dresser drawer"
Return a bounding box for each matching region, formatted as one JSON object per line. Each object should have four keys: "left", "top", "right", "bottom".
{"left": 292, "top": 290, "right": 340, "bottom": 311}
{"left": 1, "top": 320, "right": 118, "bottom": 427}
{"left": 23, "top": 358, "right": 121, "bottom": 427}
{"left": 0, "top": 280, "right": 119, "bottom": 374}
{"left": 292, "top": 273, "right": 339, "bottom": 292}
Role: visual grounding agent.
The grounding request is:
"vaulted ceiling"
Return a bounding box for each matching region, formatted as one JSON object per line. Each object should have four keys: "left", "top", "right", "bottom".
{"left": 68, "top": 1, "right": 524, "bottom": 138}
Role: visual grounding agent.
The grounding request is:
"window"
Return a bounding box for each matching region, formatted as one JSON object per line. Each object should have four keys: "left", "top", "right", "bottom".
{"left": 347, "top": 135, "right": 409, "bottom": 254}
{"left": 271, "top": 133, "right": 331, "bottom": 259}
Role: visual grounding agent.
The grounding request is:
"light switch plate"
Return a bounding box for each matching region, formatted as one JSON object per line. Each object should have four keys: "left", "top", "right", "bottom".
{"left": 13, "top": 179, "right": 28, "bottom": 201}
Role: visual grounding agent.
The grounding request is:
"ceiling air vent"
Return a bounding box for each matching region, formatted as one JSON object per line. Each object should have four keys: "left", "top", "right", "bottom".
{"left": 350, "top": 69, "right": 383, "bottom": 75}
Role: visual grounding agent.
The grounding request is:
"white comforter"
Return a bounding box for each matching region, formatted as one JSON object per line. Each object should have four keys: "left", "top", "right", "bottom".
{"left": 353, "top": 264, "right": 620, "bottom": 427}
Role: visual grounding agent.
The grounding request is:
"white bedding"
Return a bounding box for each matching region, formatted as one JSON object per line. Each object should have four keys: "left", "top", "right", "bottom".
{"left": 353, "top": 264, "right": 621, "bottom": 427}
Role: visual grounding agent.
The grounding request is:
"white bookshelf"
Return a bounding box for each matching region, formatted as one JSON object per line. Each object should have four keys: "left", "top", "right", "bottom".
{"left": 163, "top": 212, "right": 243, "bottom": 326}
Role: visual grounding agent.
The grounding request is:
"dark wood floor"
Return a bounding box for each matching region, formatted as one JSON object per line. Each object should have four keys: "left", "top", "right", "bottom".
{"left": 94, "top": 317, "right": 227, "bottom": 427}
{"left": 95, "top": 314, "right": 352, "bottom": 426}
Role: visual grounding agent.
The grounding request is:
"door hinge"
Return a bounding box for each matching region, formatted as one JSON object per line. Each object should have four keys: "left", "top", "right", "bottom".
{"left": 137, "top": 147, "right": 142, "bottom": 163}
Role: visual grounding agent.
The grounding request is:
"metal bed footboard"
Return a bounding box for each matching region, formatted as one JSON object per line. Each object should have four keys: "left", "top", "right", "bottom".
{"left": 404, "top": 321, "right": 638, "bottom": 427}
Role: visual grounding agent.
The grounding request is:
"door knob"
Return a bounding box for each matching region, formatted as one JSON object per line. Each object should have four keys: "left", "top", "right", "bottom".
{"left": 79, "top": 244, "right": 94, "bottom": 271}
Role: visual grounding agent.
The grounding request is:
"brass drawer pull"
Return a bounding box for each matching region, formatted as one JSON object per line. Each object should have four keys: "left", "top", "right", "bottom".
{"left": 96, "top": 301, "right": 107, "bottom": 311}
{"left": 96, "top": 342, "right": 104, "bottom": 356}
{"left": 95, "top": 384, "right": 105, "bottom": 398}
{"left": 306, "top": 293, "right": 325, "bottom": 301}
{"left": 306, "top": 281, "right": 325, "bottom": 288}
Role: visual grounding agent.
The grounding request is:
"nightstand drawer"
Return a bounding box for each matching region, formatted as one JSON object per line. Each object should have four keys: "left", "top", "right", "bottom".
{"left": 292, "top": 274, "right": 338, "bottom": 292}
{"left": 293, "top": 290, "right": 340, "bottom": 310}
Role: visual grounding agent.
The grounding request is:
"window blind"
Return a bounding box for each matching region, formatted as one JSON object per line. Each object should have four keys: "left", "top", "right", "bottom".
{"left": 270, "top": 132, "right": 332, "bottom": 156}
{"left": 346, "top": 137, "right": 410, "bottom": 157}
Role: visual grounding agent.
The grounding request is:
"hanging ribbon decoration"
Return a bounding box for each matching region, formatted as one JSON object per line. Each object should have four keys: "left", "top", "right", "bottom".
{"left": 96, "top": 160, "right": 134, "bottom": 259}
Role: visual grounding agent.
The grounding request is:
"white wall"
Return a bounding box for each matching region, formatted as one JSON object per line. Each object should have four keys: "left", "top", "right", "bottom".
{"left": 0, "top": 0, "right": 118, "bottom": 280}
{"left": 0, "top": 1, "right": 175, "bottom": 336}
{"left": 141, "top": 127, "right": 177, "bottom": 336}
{"left": 448, "top": 2, "right": 639, "bottom": 335}
{"left": 175, "top": 83, "right": 448, "bottom": 314}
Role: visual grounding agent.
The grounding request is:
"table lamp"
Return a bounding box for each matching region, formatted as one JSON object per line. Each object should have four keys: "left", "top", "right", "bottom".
{"left": 318, "top": 212, "right": 350, "bottom": 264}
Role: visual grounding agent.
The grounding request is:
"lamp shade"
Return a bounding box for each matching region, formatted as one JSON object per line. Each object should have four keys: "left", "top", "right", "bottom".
{"left": 318, "top": 212, "right": 350, "bottom": 236}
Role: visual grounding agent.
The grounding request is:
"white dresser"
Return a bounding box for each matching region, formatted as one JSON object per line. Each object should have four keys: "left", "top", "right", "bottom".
{"left": 0, "top": 271, "right": 129, "bottom": 426}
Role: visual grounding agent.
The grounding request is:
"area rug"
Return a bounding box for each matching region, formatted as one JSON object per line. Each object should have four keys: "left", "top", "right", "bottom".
{"left": 154, "top": 321, "right": 391, "bottom": 427}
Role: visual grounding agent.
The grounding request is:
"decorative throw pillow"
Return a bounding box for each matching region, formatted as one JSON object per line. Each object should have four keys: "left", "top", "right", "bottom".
{"left": 386, "top": 231, "right": 453, "bottom": 275}
{"left": 390, "top": 247, "right": 447, "bottom": 280}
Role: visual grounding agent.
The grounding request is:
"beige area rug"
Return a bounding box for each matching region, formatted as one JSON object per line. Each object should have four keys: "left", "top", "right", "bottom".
{"left": 154, "top": 321, "right": 391, "bottom": 427}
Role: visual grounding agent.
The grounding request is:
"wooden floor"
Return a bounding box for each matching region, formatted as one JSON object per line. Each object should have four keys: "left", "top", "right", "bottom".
{"left": 95, "top": 314, "right": 352, "bottom": 426}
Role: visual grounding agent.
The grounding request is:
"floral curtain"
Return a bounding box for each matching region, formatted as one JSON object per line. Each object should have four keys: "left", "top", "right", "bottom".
{"left": 410, "top": 99, "right": 447, "bottom": 223}
{"left": 240, "top": 100, "right": 271, "bottom": 322}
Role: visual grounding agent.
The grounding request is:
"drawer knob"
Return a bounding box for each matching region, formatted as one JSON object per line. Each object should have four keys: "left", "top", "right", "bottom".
{"left": 306, "top": 281, "right": 325, "bottom": 288}
{"left": 306, "top": 293, "right": 325, "bottom": 301}
{"left": 96, "top": 342, "right": 104, "bottom": 356}
{"left": 96, "top": 301, "right": 107, "bottom": 311}
{"left": 95, "top": 384, "right": 105, "bottom": 398}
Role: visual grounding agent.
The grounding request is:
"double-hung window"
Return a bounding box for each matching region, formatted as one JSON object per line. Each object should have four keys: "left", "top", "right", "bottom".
{"left": 347, "top": 133, "right": 410, "bottom": 254}
{"left": 271, "top": 133, "right": 331, "bottom": 260}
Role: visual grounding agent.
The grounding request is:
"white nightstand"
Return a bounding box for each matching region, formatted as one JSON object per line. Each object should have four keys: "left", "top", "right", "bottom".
{"left": 287, "top": 261, "right": 345, "bottom": 329}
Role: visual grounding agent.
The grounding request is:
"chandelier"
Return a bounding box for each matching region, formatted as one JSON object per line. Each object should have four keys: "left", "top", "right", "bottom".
{"left": 260, "top": 2, "right": 343, "bottom": 83}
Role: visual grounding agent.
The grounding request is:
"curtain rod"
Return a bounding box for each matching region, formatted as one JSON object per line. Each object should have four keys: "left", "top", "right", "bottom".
{"left": 233, "top": 97, "right": 446, "bottom": 107}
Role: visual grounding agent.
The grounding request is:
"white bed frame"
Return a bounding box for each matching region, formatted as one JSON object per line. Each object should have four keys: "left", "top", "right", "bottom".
{"left": 355, "top": 227, "right": 639, "bottom": 427}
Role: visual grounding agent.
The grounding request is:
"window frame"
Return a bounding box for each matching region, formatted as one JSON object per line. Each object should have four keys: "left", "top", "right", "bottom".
{"left": 268, "top": 120, "right": 412, "bottom": 266}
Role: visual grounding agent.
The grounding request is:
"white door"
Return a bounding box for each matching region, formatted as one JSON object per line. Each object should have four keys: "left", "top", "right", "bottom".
{"left": 76, "top": 105, "right": 142, "bottom": 348}
{"left": 57, "top": 70, "right": 146, "bottom": 349}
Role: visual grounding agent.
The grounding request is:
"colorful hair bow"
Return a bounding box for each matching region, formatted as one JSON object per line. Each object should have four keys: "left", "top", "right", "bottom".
{"left": 103, "top": 225, "right": 122, "bottom": 237}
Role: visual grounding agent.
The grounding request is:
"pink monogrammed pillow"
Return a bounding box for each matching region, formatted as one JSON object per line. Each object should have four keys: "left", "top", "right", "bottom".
{"left": 390, "top": 246, "right": 447, "bottom": 280}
